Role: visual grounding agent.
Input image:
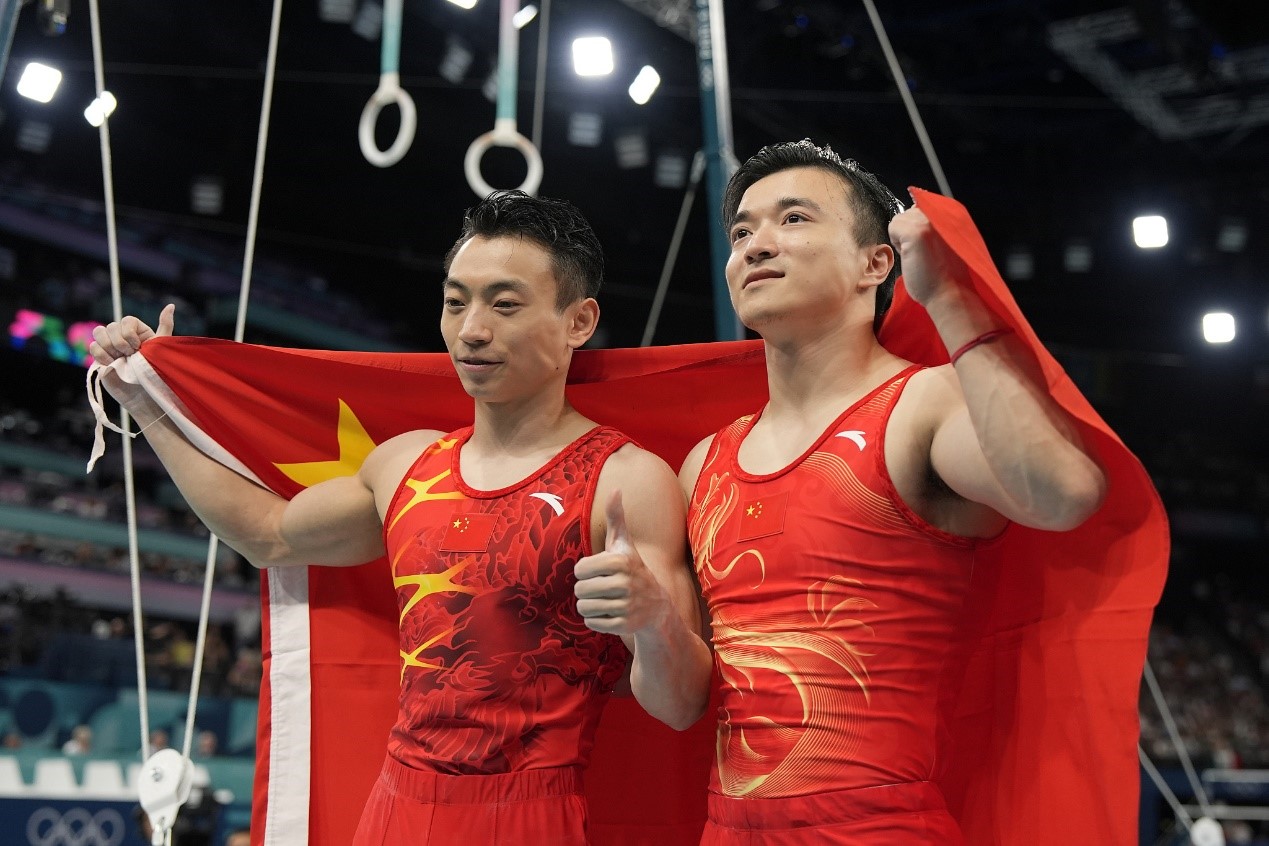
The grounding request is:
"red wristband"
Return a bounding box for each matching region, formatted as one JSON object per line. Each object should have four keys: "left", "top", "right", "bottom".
{"left": 949, "top": 328, "right": 1013, "bottom": 365}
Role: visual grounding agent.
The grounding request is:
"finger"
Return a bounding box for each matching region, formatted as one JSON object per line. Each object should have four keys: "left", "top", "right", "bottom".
{"left": 604, "top": 490, "right": 631, "bottom": 551}
{"left": 574, "top": 574, "right": 629, "bottom": 600}
{"left": 574, "top": 553, "right": 622, "bottom": 583}
{"left": 156, "top": 304, "right": 176, "bottom": 337}
{"left": 583, "top": 617, "right": 626, "bottom": 635}
{"left": 576, "top": 598, "right": 626, "bottom": 619}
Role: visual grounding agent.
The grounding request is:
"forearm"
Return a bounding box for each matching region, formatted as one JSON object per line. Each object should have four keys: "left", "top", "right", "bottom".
{"left": 128, "top": 405, "right": 293, "bottom": 565}
{"left": 626, "top": 615, "right": 712, "bottom": 731}
{"left": 926, "top": 288, "right": 1106, "bottom": 528}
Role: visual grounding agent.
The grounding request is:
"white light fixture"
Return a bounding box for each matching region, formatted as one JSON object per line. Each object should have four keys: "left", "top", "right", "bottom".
{"left": 318, "top": 0, "right": 357, "bottom": 23}
{"left": 614, "top": 131, "right": 648, "bottom": 169}
{"left": 17, "top": 62, "right": 63, "bottom": 104}
{"left": 567, "top": 112, "right": 603, "bottom": 147}
{"left": 513, "top": 4, "right": 538, "bottom": 28}
{"left": 572, "top": 37, "right": 614, "bottom": 77}
{"left": 628, "top": 65, "right": 661, "bottom": 105}
{"left": 439, "top": 39, "right": 473, "bottom": 84}
{"left": 1004, "top": 248, "right": 1033, "bottom": 282}
{"left": 1063, "top": 240, "right": 1093, "bottom": 273}
{"left": 1202, "top": 312, "right": 1235, "bottom": 344}
{"left": 16, "top": 119, "right": 53, "bottom": 153}
{"left": 446, "top": 0, "right": 478, "bottom": 9}
{"left": 1217, "top": 219, "right": 1247, "bottom": 253}
{"left": 654, "top": 153, "right": 687, "bottom": 189}
{"left": 83, "top": 91, "right": 117, "bottom": 127}
{"left": 1132, "top": 215, "right": 1168, "bottom": 249}
{"left": 191, "top": 176, "right": 224, "bottom": 216}
{"left": 350, "top": 2, "right": 383, "bottom": 41}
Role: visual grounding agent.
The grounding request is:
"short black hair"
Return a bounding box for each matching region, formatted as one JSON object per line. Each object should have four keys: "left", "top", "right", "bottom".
{"left": 444, "top": 190, "right": 604, "bottom": 309}
{"left": 723, "top": 140, "right": 904, "bottom": 330}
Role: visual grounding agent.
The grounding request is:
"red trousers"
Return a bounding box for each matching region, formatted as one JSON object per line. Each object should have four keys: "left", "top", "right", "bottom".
{"left": 701, "top": 781, "right": 964, "bottom": 846}
{"left": 352, "top": 755, "right": 589, "bottom": 845}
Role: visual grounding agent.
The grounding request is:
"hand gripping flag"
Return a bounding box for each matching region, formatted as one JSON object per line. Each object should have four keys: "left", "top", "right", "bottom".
{"left": 98, "top": 189, "right": 1167, "bottom": 845}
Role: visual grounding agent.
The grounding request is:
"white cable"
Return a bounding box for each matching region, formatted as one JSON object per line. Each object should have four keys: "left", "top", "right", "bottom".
{"left": 1140, "top": 744, "right": 1195, "bottom": 830}
{"left": 530, "top": 0, "right": 551, "bottom": 151}
{"left": 857, "top": 0, "right": 953, "bottom": 198}
{"left": 177, "top": 0, "right": 284, "bottom": 761}
{"left": 88, "top": 0, "right": 153, "bottom": 765}
{"left": 642, "top": 152, "right": 705, "bottom": 347}
{"left": 235, "top": 0, "right": 285, "bottom": 345}
{"left": 1143, "top": 660, "right": 1213, "bottom": 815}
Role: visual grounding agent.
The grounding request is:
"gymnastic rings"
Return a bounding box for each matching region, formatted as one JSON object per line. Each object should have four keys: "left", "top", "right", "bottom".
{"left": 464, "top": 0, "right": 543, "bottom": 197}
{"left": 359, "top": 0, "right": 416, "bottom": 168}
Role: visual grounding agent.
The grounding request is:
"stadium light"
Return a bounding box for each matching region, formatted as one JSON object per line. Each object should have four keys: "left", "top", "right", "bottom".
{"left": 83, "top": 91, "right": 117, "bottom": 127}
{"left": 17, "top": 62, "right": 62, "bottom": 103}
{"left": 1202, "top": 312, "right": 1234, "bottom": 344}
{"left": 572, "top": 37, "right": 614, "bottom": 77}
{"left": 1132, "top": 215, "right": 1168, "bottom": 249}
{"left": 628, "top": 65, "right": 661, "bottom": 105}
{"left": 513, "top": 5, "right": 538, "bottom": 28}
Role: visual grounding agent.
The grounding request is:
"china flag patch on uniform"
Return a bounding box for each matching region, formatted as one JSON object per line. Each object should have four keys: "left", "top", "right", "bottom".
{"left": 737, "top": 492, "right": 788, "bottom": 541}
{"left": 440, "top": 511, "right": 497, "bottom": 553}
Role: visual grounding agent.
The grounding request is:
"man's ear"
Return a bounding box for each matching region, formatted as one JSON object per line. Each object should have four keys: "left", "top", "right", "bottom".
{"left": 566, "top": 298, "right": 600, "bottom": 349}
{"left": 859, "top": 243, "right": 895, "bottom": 291}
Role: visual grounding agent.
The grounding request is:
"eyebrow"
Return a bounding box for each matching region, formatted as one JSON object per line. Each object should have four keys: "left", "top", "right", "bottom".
{"left": 442, "top": 278, "right": 532, "bottom": 298}
{"left": 732, "top": 196, "right": 825, "bottom": 226}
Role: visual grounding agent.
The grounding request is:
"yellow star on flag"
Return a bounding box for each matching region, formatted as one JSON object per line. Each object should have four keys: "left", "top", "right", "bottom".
{"left": 274, "top": 399, "right": 377, "bottom": 488}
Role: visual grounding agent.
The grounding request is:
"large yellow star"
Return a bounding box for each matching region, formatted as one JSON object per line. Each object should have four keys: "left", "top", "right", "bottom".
{"left": 274, "top": 399, "right": 377, "bottom": 488}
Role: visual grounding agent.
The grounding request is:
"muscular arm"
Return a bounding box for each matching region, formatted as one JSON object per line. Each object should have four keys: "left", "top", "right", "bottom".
{"left": 892, "top": 209, "right": 1107, "bottom": 531}
{"left": 90, "top": 305, "right": 397, "bottom": 568}
{"left": 575, "top": 446, "right": 711, "bottom": 730}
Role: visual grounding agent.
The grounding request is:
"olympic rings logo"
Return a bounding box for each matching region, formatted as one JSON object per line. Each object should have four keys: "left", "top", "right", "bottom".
{"left": 25, "top": 807, "right": 126, "bottom": 846}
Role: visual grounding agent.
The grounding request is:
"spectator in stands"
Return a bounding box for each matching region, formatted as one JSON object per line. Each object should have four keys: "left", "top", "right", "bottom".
{"left": 225, "top": 830, "right": 250, "bottom": 846}
{"left": 150, "top": 727, "right": 170, "bottom": 752}
{"left": 194, "top": 729, "right": 218, "bottom": 759}
{"left": 61, "top": 723, "right": 93, "bottom": 755}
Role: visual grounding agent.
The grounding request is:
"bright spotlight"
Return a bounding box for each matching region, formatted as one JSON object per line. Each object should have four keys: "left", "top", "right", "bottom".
{"left": 1132, "top": 215, "right": 1168, "bottom": 249}
{"left": 628, "top": 65, "right": 661, "bottom": 105}
{"left": 1202, "top": 312, "right": 1235, "bottom": 344}
{"left": 572, "top": 37, "right": 614, "bottom": 77}
{"left": 513, "top": 5, "right": 538, "bottom": 28}
{"left": 17, "top": 62, "right": 63, "bottom": 103}
{"left": 83, "top": 91, "right": 117, "bottom": 127}
{"left": 447, "top": 0, "right": 477, "bottom": 9}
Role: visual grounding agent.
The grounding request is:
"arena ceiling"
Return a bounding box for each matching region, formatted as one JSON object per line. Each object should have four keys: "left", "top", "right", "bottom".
{"left": 1, "top": 0, "right": 1267, "bottom": 452}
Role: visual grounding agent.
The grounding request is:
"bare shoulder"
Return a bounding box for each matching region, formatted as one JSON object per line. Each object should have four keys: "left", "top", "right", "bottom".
{"left": 597, "top": 442, "right": 680, "bottom": 493}
{"left": 892, "top": 364, "right": 965, "bottom": 430}
{"left": 359, "top": 428, "right": 446, "bottom": 493}
{"left": 677, "top": 434, "right": 717, "bottom": 497}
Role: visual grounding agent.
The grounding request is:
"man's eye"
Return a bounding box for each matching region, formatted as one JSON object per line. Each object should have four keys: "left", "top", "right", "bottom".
{"left": 730, "top": 228, "right": 750, "bottom": 242}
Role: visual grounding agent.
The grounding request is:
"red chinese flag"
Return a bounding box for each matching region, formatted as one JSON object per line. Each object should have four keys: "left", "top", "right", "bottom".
{"left": 439, "top": 511, "right": 497, "bottom": 553}
{"left": 121, "top": 189, "right": 1166, "bottom": 846}
{"left": 737, "top": 493, "right": 788, "bottom": 541}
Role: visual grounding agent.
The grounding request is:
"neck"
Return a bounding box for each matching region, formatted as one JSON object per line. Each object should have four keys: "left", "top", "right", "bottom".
{"left": 760, "top": 317, "right": 902, "bottom": 418}
{"left": 468, "top": 384, "right": 587, "bottom": 453}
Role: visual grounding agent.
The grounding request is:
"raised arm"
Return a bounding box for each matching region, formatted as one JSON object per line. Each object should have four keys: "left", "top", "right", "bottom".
{"left": 890, "top": 207, "right": 1107, "bottom": 532}
{"left": 573, "top": 446, "right": 711, "bottom": 730}
{"left": 89, "top": 305, "right": 388, "bottom": 568}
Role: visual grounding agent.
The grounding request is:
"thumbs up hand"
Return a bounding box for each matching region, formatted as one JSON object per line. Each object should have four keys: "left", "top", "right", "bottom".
{"left": 574, "top": 490, "right": 672, "bottom": 637}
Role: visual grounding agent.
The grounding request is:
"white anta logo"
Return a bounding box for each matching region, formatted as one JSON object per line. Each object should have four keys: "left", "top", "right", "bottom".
{"left": 835, "top": 430, "right": 868, "bottom": 450}
{"left": 530, "top": 492, "right": 565, "bottom": 516}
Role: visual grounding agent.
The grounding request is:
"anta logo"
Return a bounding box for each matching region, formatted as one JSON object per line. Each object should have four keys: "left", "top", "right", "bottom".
{"left": 529, "top": 492, "right": 565, "bottom": 516}
{"left": 835, "top": 430, "right": 867, "bottom": 450}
